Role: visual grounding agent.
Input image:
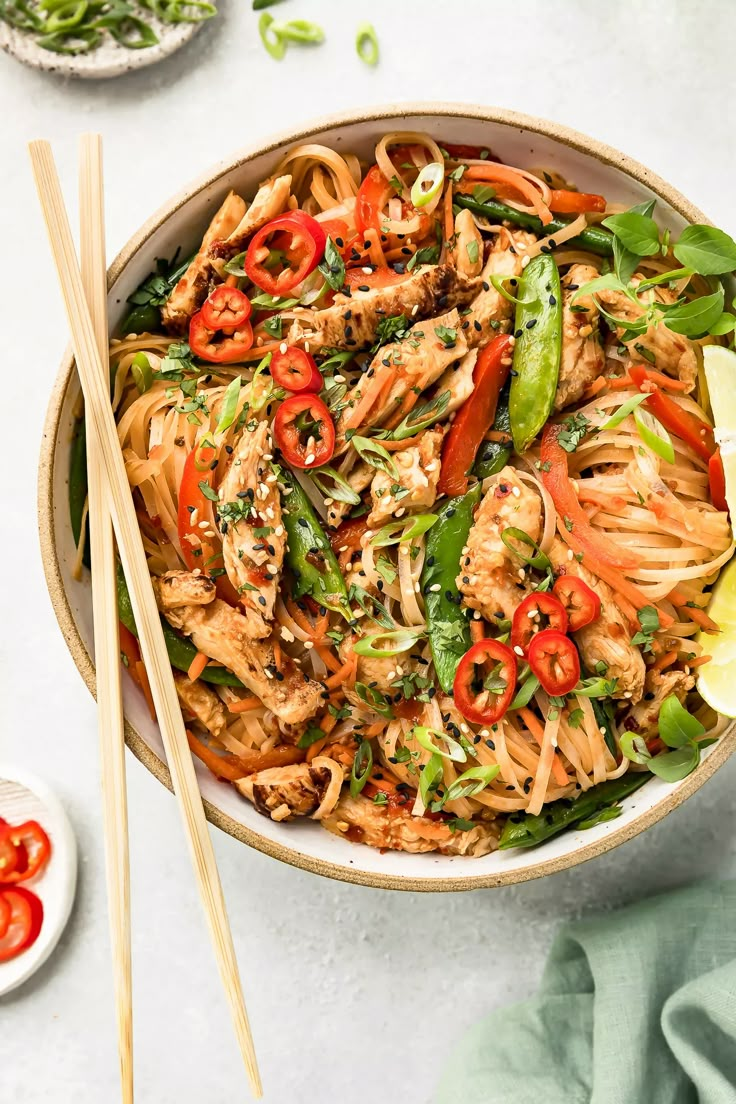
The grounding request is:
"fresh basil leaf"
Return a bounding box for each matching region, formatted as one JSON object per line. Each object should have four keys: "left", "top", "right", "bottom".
{"left": 648, "top": 743, "right": 700, "bottom": 782}
{"left": 620, "top": 730, "right": 651, "bottom": 765}
{"left": 572, "top": 272, "right": 625, "bottom": 302}
{"left": 602, "top": 212, "right": 661, "bottom": 257}
{"left": 661, "top": 287, "right": 725, "bottom": 336}
{"left": 297, "top": 725, "right": 327, "bottom": 748}
{"left": 317, "top": 236, "right": 346, "bottom": 292}
{"left": 658, "top": 693, "right": 706, "bottom": 748}
{"left": 628, "top": 199, "right": 656, "bottom": 219}
{"left": 509, "top": 673, "right": 539, "bottom": 710}
{"left": 673, "top": 225, "right": 736, "bottom": 276}
{"left": 709, "top": 312, "right": 736, "bottom": 336}
{"left": 613, "top": 235, "right": 640, "bottom": 285}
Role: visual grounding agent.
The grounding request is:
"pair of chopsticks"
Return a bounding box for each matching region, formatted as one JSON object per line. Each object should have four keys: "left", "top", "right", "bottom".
{"left": 30, "top": 137, "right": 262, "bottom": 1101}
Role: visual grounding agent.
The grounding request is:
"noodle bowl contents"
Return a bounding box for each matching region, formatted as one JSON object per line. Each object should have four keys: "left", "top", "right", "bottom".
{"left": 75, "top": 133, "right": 736, "bottom": 857}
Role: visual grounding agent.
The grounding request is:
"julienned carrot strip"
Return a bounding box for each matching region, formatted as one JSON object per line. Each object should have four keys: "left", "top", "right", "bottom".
{"left": 668, "top": 590, "right": 720, "bottom": 634}
{"left": 316, "top": 645, "right": 342, "bottom": 675}
{"left": 342, "top": 366, "right": 394, "bottom": 430}
{"left": 688, "top": 655, "right": 712, "bottom": 668}
{"left": 380, "top": 431, "right": 424, "bottom": 450}
{"left": 364, "top": 721, "right": 387, "bottom": 737}
{"left": 228, "top": 696, "right": 264, "bottom": 714}
{"left": 187, "top": 730, "right": 306, "bottom": 778}
{"left": 470, "top": 620, "right": 486, "bottom": 643}
{"left": 306, "top": 736, "right": 328, "bottom": 762}
{"left": 186, "top": 730, "right": 247, "bottom": 781}
{"left": 465, "top": 164, "right": 552, "bottom": 224}
{"left": 581, "top": 377, "right": 607, "bottom": 400}
{"left": 320, "top": 712, "right": 338, "bottom": 734}
{"left": 134, "top": 660, "right": 156, "bottom": 721}
{"left": 273, "top": 642, "right": 283, "bottom": 672}
{"left": 187, "top": 652, "right": 209, "bottom": 682}
{"left": 652, "top": 650, "right": 677, "bottom": 672}
{"left": 576, "top": 488, "right": 628, "bottom": 512}
{"left": 519, "top": 708, "right": 568, "bottom": 787}
{"left": 554, "top": 519, "right": 661, "bottom": 618}
{"left": 285, "top": 598, "right": 328, "bottom": 643}
{"left": 443, "top": 182, "right": 454, "bottom": 245}
{"left": 324, "top": 655, "right": 357, "bottom": 690}
{"left": 384, "top": 388, "right": 419, "bottom": 431}
{"left": 607, "top": 370, "right": 689, "bottom": 393}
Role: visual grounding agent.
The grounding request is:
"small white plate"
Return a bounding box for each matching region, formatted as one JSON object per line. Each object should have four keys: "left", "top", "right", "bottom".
{"left": 0, "top": 766, "right": 77, "bottom": 995}
{"left": 0, "top": 12, "right": 203, "bottom": 80}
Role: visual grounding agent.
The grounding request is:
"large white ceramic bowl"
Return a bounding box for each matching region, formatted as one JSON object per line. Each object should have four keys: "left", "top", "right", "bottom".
{"left": 39, "top": 104, "right": 736, "bottom": 892}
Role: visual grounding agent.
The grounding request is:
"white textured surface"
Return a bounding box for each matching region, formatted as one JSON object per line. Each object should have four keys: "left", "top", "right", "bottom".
{"left": 2, "top": 2, "right": 736, "bottom": 1101}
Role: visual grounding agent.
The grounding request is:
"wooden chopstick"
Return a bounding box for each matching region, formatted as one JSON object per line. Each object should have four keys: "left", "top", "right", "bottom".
{"left": 78, "top": 134, "right": 134, "bottom": 1104}
{"left": 30, "top": 139, "right": 262, "bottom": 1099}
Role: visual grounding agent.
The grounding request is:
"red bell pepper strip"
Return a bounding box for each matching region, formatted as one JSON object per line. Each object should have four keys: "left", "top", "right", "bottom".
{"left": 549, "top": 189, "right": 606, "bottom": 214}
{"left": 344, "top": 266, "right": 407, "bottom": 290}
{"left": 453, "top": 638, "right": 518, "bottom": 726}
{"left": 245, "top": 210, "right": 326, "bottom": 295}
{"left": 528, "top": 629, "right": 581, "bottom": 696}
{"left": 0, "top": 822, "right": 51, "bottom": 885}
{"left": 0, "top": 886, "right": 43, "bottom": 962}
{"left": 438, "top": 334, "right": 513, "bottom": 497}
{"left": 177, "top": 444, "right": 220, "bottom": 573}
{"left": 273, "top": 394, "right": 335, "bottom": 469}
{"left": 552, "top": 575, "right": 602, "bottom": 631}
{"left": 629, "top": 364, "right": 715, "bottom": 463}
{"left": 540, "top": 423, "right": 639, "bottom": 571}
{"left": 355, "top": 165, "right": 391, "bottom": 238}
{"left": 270, "top": 347, "right": 323, "bottom": 393}
{"left": 200, "top": 285, "right": 251, "bottom": 332}
{"left": 189, "top": 312, "right": 253, "bottom": 364}
{"left": 709, "top": 449, "right": 728, "bottom": 513}
{"left": 511, "top": 592, "right": 568, "bottom": 657}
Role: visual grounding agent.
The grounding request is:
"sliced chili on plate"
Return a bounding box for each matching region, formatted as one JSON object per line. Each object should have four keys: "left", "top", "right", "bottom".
{"left": 0, "top": 821, "right": 51, "bottom": 885}
{"left": 200, "top": 285, "right": 252, "bottom": 332}
{"left": 270, "top": 347, "right": 323, "bottom": 393}
{"left": 189, "top": 312, "right": 253, "bottom": 363}
{"left": 553, "top": 575, "right": 602, "bottom": 631}
{"left": 245, "top": 210, "right": 326, "bottom": 295}
{"left": 273, "top": 393, "right": 335, "bottom": 469}
{"left": 511, "top": 592, "right": 568, "bottom": 657}
{"left": 527, "top": 629, "right": 580, "bottom": 696}
{"left": 0, "top": 886, "right": 43, "bottom": 963}
{"left": 453, "top": 639, "right": 518, "bottom": 726}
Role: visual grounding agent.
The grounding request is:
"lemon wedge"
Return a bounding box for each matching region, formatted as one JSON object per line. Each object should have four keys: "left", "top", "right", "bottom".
{"left": 704, "top": 345, "right": 736, "bottom": 517}
{"left": 696, "top": 557, "right": 736, "bottom": 716}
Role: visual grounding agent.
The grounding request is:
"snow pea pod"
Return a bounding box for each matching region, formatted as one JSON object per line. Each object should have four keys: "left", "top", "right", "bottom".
{"left": 69, "top": 415, "right": 88, "bottom": 550}
{"left": 474, "top": 380, "right": 512, "bottom": 480}
{"left": 454, "top": 194, "right": 614, "bottom": 257}
{"left": 422, "top": 484, "right": 482, "bottom": 693}
{"left": 116, "top": 563, "right": 243, "bottom": 687}
{"left": 281, "top": 472, "right": 351, "bottom": 618}
{"left": 509, "top": 253, "right": 562, "bottom": 453}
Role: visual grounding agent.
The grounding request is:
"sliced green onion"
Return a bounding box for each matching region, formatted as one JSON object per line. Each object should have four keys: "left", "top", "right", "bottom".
{"left": 598, "top": 392, "right": 648, "bottom": 432}
{"left": 275, "top": 17, "right": 324, "bottom": 43}
{"left": 410, "top": 162, "right": 445, "bottom": 209}
{"left": 223, "top": 251, "right": 247, "bottom": 278}
{"left": 249, "top": 291, "right": 300, "bottom": 310}
{"left": 634, "top": 407, "right": 675, "bottom": 464}
{"left": 509, "top": 672, "right": 540, "bottom": 710}
{"left": 371, "top": 513, "right": 438, "bottom": 549}
{"left": 44, "top": 0, "right": 86, "bottom": 33}
{"left": 252, "top": 0, "right": 283, "bottom": 9}
{"left": 575, "top": 677, "right": 616, "bottom": 699}
{"left": 350, "top": 740, "right": 373, "bottom": 797}
{"left": 297, "top": 724, "right": 327, "bottom": 749}
{"left": 489, "top": 274, "right": 525, "bottom": 306}
{"left": 351, "top": 435, "right": 399, "bottom": 479}
{"left": 215, "top": 375, "right": 242, "bottom": 435}
{"left": 258, "top": 11, "right": 285, "bottom": 58}
{"left": 419, "top": 752, "right": 444, "bottom": 806}
{"left": 38, "top": 26, "right": 99, "bottom": 51}
{"left": 131, "top": 351, "right": 153, "bottom": 394}
{"left": 500, "top": 527, "right": 551, "bottom": 571}
{"left": 387, "top": 389, "right": 451, "bottom": 441}
{"left": 619, "top": 730, "right": 651, "bottom": 765}
{"left": 355, "top": 21, "right": 379, "bottom": 66}
{"left": 193, "top": 432, "right": 217, "bottom": 471}
{"left": 354, "top": 681, "right": 393, "bottom": 718}
{"left": 441, "top": 764, "right": 501, "bottom": 805}
{"left": 411, "top": 726, "right": 467, "bottom": 763}
{"left": 310, "top": 465, "right": 362, "bottom": 505}
{"left": 353, "top": 628, "right": 425, "bottom": 659}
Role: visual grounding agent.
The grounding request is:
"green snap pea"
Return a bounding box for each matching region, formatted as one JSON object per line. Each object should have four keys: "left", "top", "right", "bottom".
{"left": 422, "top": 484, "right": 482, "bottom": 693}
{"left": 509, "top": 253, "right": 562, "bottom": 453}
{"left": 281, "top": 472, "right": 351, "bottom": 618}
{"left": 69, "top": 415, "right": 88, "bottom": 552}
{"left": 116, "top": 563, "right": 243, "bottom": 687}
{"left": 474, "top": 380, "right": 512, "bottom": 479}
{"left": 498, "top": 773, "right": 650, "bottom": 849}
{"left": 454, "top": 194, "right": 614, "bottom": 257}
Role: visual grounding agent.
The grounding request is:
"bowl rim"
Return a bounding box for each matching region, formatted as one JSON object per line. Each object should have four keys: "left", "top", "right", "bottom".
{"left": 38, "top": 101, "right": 736, "bottom": 892}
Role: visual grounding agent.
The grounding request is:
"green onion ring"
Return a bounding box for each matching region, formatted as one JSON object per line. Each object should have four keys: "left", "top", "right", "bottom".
{"left": 258, "top": 11, "right": 285, "bottom": 58}
{"left": 355, "top": 21, "right": 379, "bottom": 66}
{"left": 411, "top": 726, "right": 467, "bottom": 763}
{"left": 353, "top": 628, "right": 425, "bottom": 659}
{"left": 350, "top": 740, "right": 373, "bottom": 797}
{"left": 371, "top": 513, "right": 438, "bottom": 549}
{"left": 500, "top": 526, "right": 551, "bottom": 570}
{"left": 634, "top": 408, "right": 675, "bottom": 464}
{"left": 411, "top": 162, "right": 445, "bottom": 209}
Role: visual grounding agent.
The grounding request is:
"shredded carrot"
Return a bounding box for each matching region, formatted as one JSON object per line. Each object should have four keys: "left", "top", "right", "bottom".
{"left": 443, "top": 181, "right": 454, "bottom": 245}
{"left": 228, "top": 695, "right": 264, "bottom": 714}
{"left": 519, "top": 707, "right": 568, "bottom": 786}
{"left": 306, "top": 736, "right": 328, "bottom": 762}
{"left": 342, "top": 365, "right": 394, "bottom": 430}
{"left": 608, "top": 369, "right": 689, "bottom": 393}
{"left": 286, "top": 598, "right": 329, "bottom": 643}
{"left": 688, "top": 655, "right": 712, "bottom": 668}
{"left": 187, "top": 652, "right": 209, "bottom": 682}
{"left": 464, "top": 164, "right": 552, "bottom": 224}
{"left": 576, "top": 488, "right": 628, "bottom": 513}
{"left": 273, "top": 642, "right": 283, "bottom": 672}
{"left": 315, "top": 644, "right": 342, "bottom": 675}
{"left": 224, "top": 274, "right": 238, "bottom": 288}
{"left": 470, "top": 620, "right": 486, "bottom": 643}
{"left": 134, "top": 660, "right": 156, "bottom": 721}
{"left": 668, "top": 589, "right": 720, "bottom": 634}
{"left": 186, "top": 730, "right": 248, "bottom": 781}
{"left": 380, "top": 431, "right": 424, "bottom": 450}
{"left": 484, "top": 429, "right": 514, "bottom": 443}
{"left": 652, "top": 650, "right": 678, "bottom": 671}
{"left": 324, "top": 654, "right": 357, "bottom": 690}
{"left": 319, "top": 712, "right": 338, "bottom": 734}
{"left": 364, "top": 720, "right": 387, "bottom": 737}
{"left": 187, "top": 730, "right": 305, "bottom": 778}
{"left": 581, "top": 376, "right": 608, "bottom": 400}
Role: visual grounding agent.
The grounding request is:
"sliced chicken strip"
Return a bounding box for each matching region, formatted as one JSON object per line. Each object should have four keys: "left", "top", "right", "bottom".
{"left": 236, "top": 762, "right": 332, "bottom": 821}
{"left": 152, "top": 571, "right": 324, "bottom": 725}
{"left": 287, "top": 264, "right": 479, "bottom": 350}
{"left": 217, "top": 420, "right": 285, "bottom": 639}
{"left": 367, "top": 426, "right": 443, "bottom": 527}
{"left": 208, "top": 174, "right": 292, "bottom": 274}
{"left": 596, "top": 280, "right": 699, "bottom": 392}
{"left": 161, "top": 191, "right": 246, "bottom": 334}
{"left": 622, "top": 668, "right": 694, "bottom": 740}
{"left": 155, "top": 570, "right": 216, "bottom": 610}
{"left": 463, "top": 230, "right": 538, "bottom": 349}
{"left": 549, "top": 538, "right": 645, "bottom": 702}
{"left": 322, "top": 794, "right": 498, "bottom": 856}
{"left": 173, "top": 670, "right": 228, "bottom": 738}
{"left": 448, "top": 208, "right": 484, "bottom": 278}
{"left": 433, "top": 348, "right": 477, "bottom": 416}
{"left": 457, "top": 467, "right": 542, "bottom": 625}
{"left": 325, "top": 459, "right": 374, "bottom": 529}
{"left": 554, "top": 264, "right": 604, "bottom": 411}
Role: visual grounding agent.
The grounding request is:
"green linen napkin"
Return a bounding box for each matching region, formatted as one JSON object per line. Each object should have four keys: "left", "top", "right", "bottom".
{"left": 435, "top": 881, "right": 736, "bottom": 1104}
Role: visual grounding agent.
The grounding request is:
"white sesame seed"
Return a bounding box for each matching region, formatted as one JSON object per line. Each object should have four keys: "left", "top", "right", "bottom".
{"left": 338, "top": 544, "right": 348, "bottom": 553}
{"left": 305, "top": 342, "right": 310, "bottom": 353}
{"left": 513, "top": 645, "right": 524, "bottom": 657}
{"left": 279, "top": 342, "right": 287, "bottom": 354}
{"left": 334, "top": 374, "right": 346, "bottom": 383}
{"left": 362, "top": 266, "right": 373, "bottom": 275}
{"left": 395, "top": 507, "right": 406, "bottom": 517}
{"left": 429, "top": 583, "right": 442, "bottom": 592}
{"left": 304, "top": 641, "right": 314, "bottom": 649}
{"left": 512, "top": 485, "right": 521, "bottom": 497}
{"left": 198, "top": 521, "right": 209, "bottom": 530}
{"left": 460, "top": 723, "right": 470, "bottom": 734}
{"left": 305, "top": 453, "right": 316, "bottom": 465}
{"left": 414, "top": 581, "right": 421, "bottom": 592}
{"left": 599, "top": 727, "right": 607, "bottom": 736}
{"left": 411, "top": 304, "right": 419, "bottom": 316}
{"left": 280, "top": 625, "right": 295, "bottom": 643}
{"left": 266, "top": 563, "right": 278, "bottom": 574}
{"left": 521, "top": 255, "right": 531, "bottom": 268}
{"left": 274, "top": 525, "right": 284, "bottom": 537}
{"left": 567, "top": 549, "right": 574, "bottom": 561}
{"left": 192, "top": 568, "right": 202, "bottom": 576}
{"left": 473, "top": 611, "right": 482, "bottom": 619}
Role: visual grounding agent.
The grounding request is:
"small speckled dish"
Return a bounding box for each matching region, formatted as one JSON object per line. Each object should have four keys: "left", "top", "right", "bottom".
{"left": 39, "top": 104, "right": 736, "bottom": 891}
{"left": 0, "top": 9, "right": 203, "bottom": 79}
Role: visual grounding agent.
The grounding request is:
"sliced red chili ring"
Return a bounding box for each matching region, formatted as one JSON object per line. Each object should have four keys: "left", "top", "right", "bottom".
{"left": 200, "top": 285, "right": 252, "bottom": 332}
{"left": 453, "top": 639, "right": 518, "bottom": 726}
{"left": 273, "top": 393, "right": 336, "bottom": 469}
{"left": 511, "top": 592, "right": 568, "bottom": 657}
{"left": 0, "top": 894, "right": 10, "bottom": 939}
{"left": 0, "top": 820, "right": 51, "bottom": 885}
{"left": 527, "top": 629, "right": 580, "bottom": 697}
{"left": 189, "top": 311, "right": 253, "bottom": 364}
{"left": 0, "top": 887, "right": 43, "bottom": 963}
{"left": 270, "top": 347, "right": 323, "bottom": 393}
{"left": 552, "top": 575, "right": 602, "bottom": 632}
{"left": 245, "top": 211, "right": 326, "bottom": 296}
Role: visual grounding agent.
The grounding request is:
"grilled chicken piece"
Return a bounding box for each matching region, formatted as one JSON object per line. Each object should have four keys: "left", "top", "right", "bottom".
{"left": 236, "top": 762, "right": 332, "bottom": 821}
{"left": 464, "top": 230, "right": 538, "bottom": 348}
{"left": 161, "top": 191, "right": 246, "bottom": 334}
{"left": 367, "top": 426, "right": 443, "bottom": 527}
{"left": 173, "top": 670, "right": 228, "bottom": 738}
{"left": 549, "top": 539, "right": 645, "bottom": 702}
{"left": 325, "top": 459, "right": 374, "bottom": 529}
{"left": 457, "top": 467, "right": 541, "bottom": 624}
{"left": 434, "top": 348, "right": 477, "bottom": 415}
{"left": 217, "top": 421, "right": 284, "bottom": 639}
{"left": 208, "top": 175, "right": 292, "bottom": 273}
{"left": 155, "top": 570, "right": 216, "bottom": 610}
{"left": 338, "top": 627, "right": 417, "bottom": 712}
{"left": 322, "top": 794, "right": 498, "bottom": 856}
{"left": 336, "top": 308, "right": 469, "bottom": 445}
{"left": 596, "top": 281, "right": 699, "bottom": 391}
{"left": 152, "top": 571, "right": 324, "bottom": 725}
{"left": 623, "top": 668, "right": 695, "bottom": 740}
{"left": 554, "top": 264, "right": 604, "bottom": 411}
{"left": 288, "top": 264, "right": 479, "bottom": 350}
{"left": 448, "top": 209, "right": 484, "bottom": 278}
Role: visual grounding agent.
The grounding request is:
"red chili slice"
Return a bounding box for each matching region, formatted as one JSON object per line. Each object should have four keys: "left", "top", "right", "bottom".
{"left": 0, "top": 887, "right": 43, "bottom": 963}
{"left": 273, "top": 393, "right": 335, "bottom": 469}
{"left": 0, "top": 829, "right": 20, "bottom": 881}
{"left": 200, "top": 285, "right": 252, "bottom": 332}
{"left": 453, "top": 639, "right": 518, "bottom": 726}
{"left": 270, "top": 347, "right": 323, "bottom": 394}
{"left": 511, "top": 592, "right": 568, "bottom": 657}
{"left": 245, "top": 211, "right": 326, "bottom": 295}
{"left": 0, "top": 821, "right": 51, "bottom": 885}
{"left": 189, "top": 312, "right": 253, "bottom": 364}
{"left": 552, "top": 575, "right": 602, "bottom": 632}
{"left": 709, "top": 448, "right": 728, "bottom": 514}
{"left": 0, "top": 894, "right": 10, "bottom": 939}
{"left": 527, "top": 630, "right": 580, "bottom": 696}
